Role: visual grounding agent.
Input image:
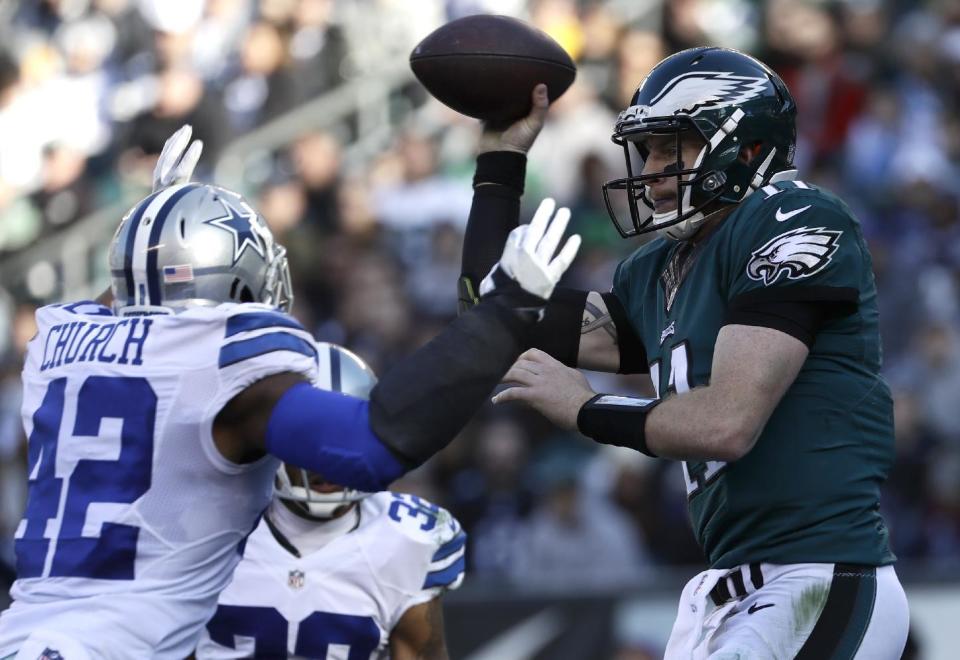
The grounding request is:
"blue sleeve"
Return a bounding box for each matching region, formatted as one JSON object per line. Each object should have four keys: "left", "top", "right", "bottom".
{"left": 265, "top": 382, "right": 406, "bottom": 492}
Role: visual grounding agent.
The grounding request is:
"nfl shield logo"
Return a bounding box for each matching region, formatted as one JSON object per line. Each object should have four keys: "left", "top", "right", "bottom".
{"left": 288, "top": 569, "right": 305, "bottom": 590}
{"left": 39, "top": 649, "right": 64, "bottom": 660}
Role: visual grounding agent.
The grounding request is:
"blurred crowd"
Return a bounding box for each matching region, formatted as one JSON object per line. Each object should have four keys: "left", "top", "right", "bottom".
{"left": 1, "top": 0, "right": 960, "bottom": 611}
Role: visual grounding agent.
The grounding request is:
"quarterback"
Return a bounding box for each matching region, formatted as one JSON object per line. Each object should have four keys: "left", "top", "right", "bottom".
{"left": 196, "top": 344, "right": 463, "bottom": 660}
{"left": 461, "top": 48, "right": 908, "bottom": 658}
{"left": 0, "top": 128, "right": 577, "bottom": 659}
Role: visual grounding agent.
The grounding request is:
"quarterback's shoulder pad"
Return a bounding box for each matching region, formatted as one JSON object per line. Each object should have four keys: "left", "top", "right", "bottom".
{"left": 725, "top": 181, "right": 865, "bottom": 297}
{"left": 373, "top": 492, "right": 466, "bottom": 590}
{"left": 737, "top": 181, "right": 857, "bottom": 234}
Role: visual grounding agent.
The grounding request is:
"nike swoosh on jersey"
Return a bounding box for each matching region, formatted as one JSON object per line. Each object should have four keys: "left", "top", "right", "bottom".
{"left": 775, "top": 205, "right": 812, "bottom": 222}
{"left": 747, "top": 603, "right": 776, "bottom": 614}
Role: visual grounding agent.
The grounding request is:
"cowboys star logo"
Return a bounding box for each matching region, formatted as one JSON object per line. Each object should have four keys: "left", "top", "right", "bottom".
{"left": 205, "top": 198, "right": 266, "bottom": 264}
{"left": 288, "top": 569, "right": 305, "bottom": 590}
{"left": 746, "top": 226, "right": 842, "bottom": 286}
{"left": 618, "top": 71, "right": 769, "bottom": 127}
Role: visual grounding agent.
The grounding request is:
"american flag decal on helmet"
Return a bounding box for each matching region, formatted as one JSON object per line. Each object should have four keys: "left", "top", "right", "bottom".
{"left": 163, "top": 264, "right": 194, "bottom": 283}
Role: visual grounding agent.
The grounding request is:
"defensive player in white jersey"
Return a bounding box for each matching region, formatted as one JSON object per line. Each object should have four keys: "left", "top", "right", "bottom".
{"left": 0, "top": 128, "right": 579, "bottom": 659}
{"left": 196, "top": 344, "right": 464, "bottom": 660}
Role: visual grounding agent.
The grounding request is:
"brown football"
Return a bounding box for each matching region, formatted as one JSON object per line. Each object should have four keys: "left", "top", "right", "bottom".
{"left": 409, "top": 14, "right": 576, "bottom": 122}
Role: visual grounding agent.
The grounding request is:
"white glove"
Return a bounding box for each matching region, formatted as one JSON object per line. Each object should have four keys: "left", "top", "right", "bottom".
{"left": 480, "top": 197, "right": 581, "bottom": 301}
{"left": 153, "top": 124, "right": 203, "bottom": 192}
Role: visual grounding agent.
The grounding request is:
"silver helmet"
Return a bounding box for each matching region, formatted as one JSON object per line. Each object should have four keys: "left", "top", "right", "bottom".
{"left": 274, "top": 342, "right": 379, "bottom": 518}
{"left": 108, "top": 183, "right": 293, "bottom": 316}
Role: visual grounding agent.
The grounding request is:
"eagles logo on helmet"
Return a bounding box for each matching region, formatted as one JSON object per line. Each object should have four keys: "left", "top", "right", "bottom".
{"left": 601, "top": 47, "right": 798, "bottom": 241}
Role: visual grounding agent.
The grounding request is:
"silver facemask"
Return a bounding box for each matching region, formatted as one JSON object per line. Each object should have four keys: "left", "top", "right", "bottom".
{"left": 108, "top": 183, "right": 293, "bottom": 316}
{"left": 274, "top": 343, "right": 379, "bottom": 519}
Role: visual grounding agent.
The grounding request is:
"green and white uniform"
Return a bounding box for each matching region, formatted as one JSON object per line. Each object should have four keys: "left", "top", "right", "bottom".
{"left": 613, "top": 180, "right": 895, "bottom": 570}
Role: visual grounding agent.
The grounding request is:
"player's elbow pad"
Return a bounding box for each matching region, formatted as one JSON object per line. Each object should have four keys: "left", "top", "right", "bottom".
{"left": 265, "top": 382, "right": 406, "bottom": 492}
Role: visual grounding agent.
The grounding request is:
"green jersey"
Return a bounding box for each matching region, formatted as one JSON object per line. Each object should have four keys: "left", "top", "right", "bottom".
{"left": 612, "top": 180, "right": 896, "bottom": 569}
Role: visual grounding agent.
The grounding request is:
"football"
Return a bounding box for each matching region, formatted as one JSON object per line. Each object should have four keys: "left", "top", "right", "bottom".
{"left": 409, "top": 14, "right": 577, "bottom": 123}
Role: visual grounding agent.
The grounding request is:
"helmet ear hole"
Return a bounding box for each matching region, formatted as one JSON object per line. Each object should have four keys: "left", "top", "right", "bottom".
{"left": 229, "top": 277, "right": 255, "bottom": 304}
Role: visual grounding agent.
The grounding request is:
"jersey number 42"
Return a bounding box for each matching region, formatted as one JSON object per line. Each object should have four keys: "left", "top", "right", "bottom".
{"left": 16, "top": 376, "right": 156, "bottom": 579}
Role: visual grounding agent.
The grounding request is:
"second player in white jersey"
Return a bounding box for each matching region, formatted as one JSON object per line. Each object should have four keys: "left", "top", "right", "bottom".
{"left": 197, "top": 343, "right": 464, "bottom": 660}
{"left": 197, "top": 492, "right": 465, "bottom": 659}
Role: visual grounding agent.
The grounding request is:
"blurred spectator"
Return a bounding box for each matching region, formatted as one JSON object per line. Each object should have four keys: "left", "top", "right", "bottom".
{"left": 93, "top": 0, "right": 153, "bottom": 67}
{"left": 287, "top": 0, "right": 348, "bottom": 97}
{"left": 531, "top": 0, "right": 585, "bottom": 62}
{"left": 192, "top": 0, "right": 251, "bottom": 81}
{"left": 509, "top": 439, "right": 648, "bottom": 588}
{"left": 612, "top": 29, "right": 665, "bottom": 110}
{"left": 0, "top": 43, "right": 63, "bottom": 191}
{"left": 528, "top": 80, "right": 619, "bottom": 207}
{"left": 663, "top": 0, "right": 758, "bottom": 52}
{"left": 0, "top": 302, "right": 35, "bottom": 570}
{"left": 223, "top": 20, "right": 299, "bottom": 132}
{"left": 370, "top": 130, "right": 472, "bottom": 282}
{"left": 123, "top": 65, "right": 228, "bottom": 172}
{"left": 766, "top": 0, "right": 869, "bottom": 170}
{"left": 404, "top": 221, "right": 462, "bottom": 318}
{"left": 883, "top": 391, "right": 939, "bottom": 558}
{"left": 453, "top": 417, "right": 535, "bottom": 578}
{"left": 891, "top": 323, "right": 960, "bottom": 442}
{"left": 291, "top": 130, "right": 343, "bottom": 233}
{"left": 28, "top": 143, "right": 95, "bottom": 236}
{"left": 50, "top": 14, "right": 116, "bottom": 155}
{"left": 335, "top": 249, "right": 414, "bottom": 370}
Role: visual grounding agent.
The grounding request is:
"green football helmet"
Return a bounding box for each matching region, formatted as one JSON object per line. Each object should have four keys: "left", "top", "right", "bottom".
{"left": 602, "top": 47, "right": 798, "bottom": 240}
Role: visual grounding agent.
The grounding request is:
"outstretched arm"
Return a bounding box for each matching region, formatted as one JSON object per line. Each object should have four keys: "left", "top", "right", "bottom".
{"left": 389, "top": 598, "right": 449, "bottom": 660}
{"left": 215, "top": 202, "right": 580, "bottom": 491}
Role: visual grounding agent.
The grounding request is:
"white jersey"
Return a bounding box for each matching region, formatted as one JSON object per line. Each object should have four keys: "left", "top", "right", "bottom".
{"left": 195, "top": 492, "right": 466, "bottom": 659}
{"left": 0, "top": 301, "right": 319, "bottom": 659}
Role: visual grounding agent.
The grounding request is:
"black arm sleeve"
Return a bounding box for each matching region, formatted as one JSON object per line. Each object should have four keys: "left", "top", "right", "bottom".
{"left": 526, "top": 287, "right": 588, "bottom": 366}
{"left": 601, "top": 292, "right": 649, "bottom": 374}
{"left": 368, "top": 297, "right": 530, "bottom": 468}
{"left": 459, "top": 152, "right": 526, "bottom": 310}
{"left": 724, "top": 285, "right": 858, "bottom": 347}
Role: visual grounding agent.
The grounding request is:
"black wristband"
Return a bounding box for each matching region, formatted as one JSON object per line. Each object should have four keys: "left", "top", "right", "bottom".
{"left": 473, "top": 151, "right": 527, "bottom": 192}
{"left": 577, "top": 393, "right": 660, "bottom": 457}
